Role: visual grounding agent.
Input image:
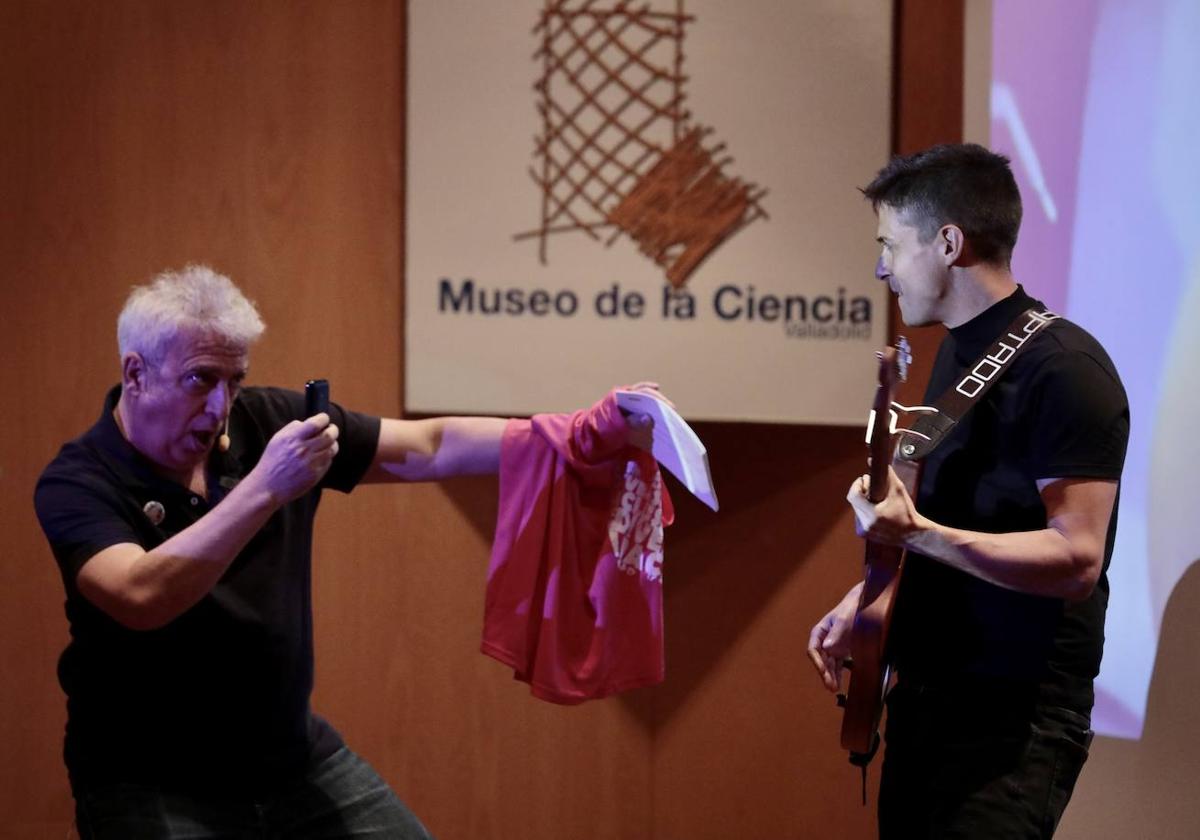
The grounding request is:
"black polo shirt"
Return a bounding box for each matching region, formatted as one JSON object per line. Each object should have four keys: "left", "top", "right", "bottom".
{"left": 34, "top": 385, "right": 381, "bottom": 793}
{"left": 890, "top": 286, "right": 1129, "bottom": 711}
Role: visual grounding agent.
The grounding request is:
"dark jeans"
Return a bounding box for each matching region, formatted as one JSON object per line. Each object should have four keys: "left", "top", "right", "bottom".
{"left": 73, "top": 746, "right": 434, "bottom": 839}
{"left": 878, "top": 681, "right": 1092, "bottom": 839}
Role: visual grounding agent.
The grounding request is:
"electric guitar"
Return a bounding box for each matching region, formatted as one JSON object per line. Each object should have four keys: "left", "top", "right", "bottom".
{"left": 839, "top": 338, "right": 918, "bottom": 761}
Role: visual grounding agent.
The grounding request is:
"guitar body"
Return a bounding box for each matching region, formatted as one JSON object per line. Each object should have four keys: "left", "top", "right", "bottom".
{"left": 839, "top": 341, "right": 919, "bottom": 758}
{"left": 835, "top": 311, "right": 1051, "bottom": 760}
{"left": 840, "top": 457, "right": 920, "bottom": 757}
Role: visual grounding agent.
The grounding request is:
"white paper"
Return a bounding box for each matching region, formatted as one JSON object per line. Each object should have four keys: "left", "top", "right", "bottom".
{"left": 615, "top": 390, "right": 719, "bottom": 512}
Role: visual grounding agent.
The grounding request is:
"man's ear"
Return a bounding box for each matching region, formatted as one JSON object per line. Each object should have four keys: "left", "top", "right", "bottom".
{"left": 121, "top": 353, "right": 148, "bottom": 395}
{"left": 940, "top": 224, "right": 966, "bottom": 266}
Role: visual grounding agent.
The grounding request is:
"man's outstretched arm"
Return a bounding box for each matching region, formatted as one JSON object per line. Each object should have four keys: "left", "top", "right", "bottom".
{"left": 361, "top": 383, "right": 667, "bottom": 484}
{"left": 361, "top": 416, "right": 509, "bottom": 483}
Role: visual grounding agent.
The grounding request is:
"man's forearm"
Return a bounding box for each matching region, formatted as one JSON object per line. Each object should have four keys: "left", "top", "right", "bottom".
{"left": 79, "top": 475, "right": 282, "bottom": 629}
{"left": 906, "top": 521, "right": 1097, "bottom": 601}
{"left": 852, "top": 472, "right": 1114, "bottom": 602}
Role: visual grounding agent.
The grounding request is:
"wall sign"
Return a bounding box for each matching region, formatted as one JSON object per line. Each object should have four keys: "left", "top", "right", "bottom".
{"left": 407, "top": 0, "right": 892, "bottom": 423}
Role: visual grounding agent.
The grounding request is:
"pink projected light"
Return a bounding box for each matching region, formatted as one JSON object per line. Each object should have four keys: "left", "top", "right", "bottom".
{"left": 991, "top": 0, "right": 1200, "bottom": 739}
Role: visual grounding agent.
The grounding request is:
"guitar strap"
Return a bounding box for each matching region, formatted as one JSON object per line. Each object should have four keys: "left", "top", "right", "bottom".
{"left": 893, "top": 308, "right": 1060, "bottom": 464}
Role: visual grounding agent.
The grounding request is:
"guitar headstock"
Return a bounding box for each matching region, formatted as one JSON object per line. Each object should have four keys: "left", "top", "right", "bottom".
{"left": 876, "top": 337, "right": 912, "bottom": 388}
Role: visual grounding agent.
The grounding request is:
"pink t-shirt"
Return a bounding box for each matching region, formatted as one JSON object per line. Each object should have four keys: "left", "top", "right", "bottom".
{"left": 482, "top": 391, "right": 674, "bottom": 703}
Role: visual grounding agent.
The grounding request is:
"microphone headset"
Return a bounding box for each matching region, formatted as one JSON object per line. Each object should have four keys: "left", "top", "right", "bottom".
{"left": 218, "top": 417, "right": 231, "bottom": 453}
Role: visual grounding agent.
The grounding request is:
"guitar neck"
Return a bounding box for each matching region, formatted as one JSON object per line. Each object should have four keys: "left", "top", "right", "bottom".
{"left": 868, "top": 381, "right": 894, "bottom": 504}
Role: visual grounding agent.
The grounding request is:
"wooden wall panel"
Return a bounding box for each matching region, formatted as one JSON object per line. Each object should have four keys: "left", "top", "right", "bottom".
{"left": 19, "top": 2, "right": 1196, "bottom": 838}
{"left": 650, "top": 423, "right": 878, "bottom": 839}
{"left": 0, "top": 0, "right": 409, "bottom": 834}
{"left": 0, "top": 2, "right": 651, "bottom": 838}
{"left": 890, "top": 0, "right": 966, "bottom": 408}
{"left": 648, "top": 2, "right": 964, "bottom": 837}
{"left": 0, "top": 2, "right": 973, "bottom": 840}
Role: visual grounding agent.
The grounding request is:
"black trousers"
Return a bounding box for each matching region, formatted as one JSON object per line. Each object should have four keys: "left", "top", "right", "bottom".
{"left": 878, "top": 680, "right": 1092, "bottom": 839}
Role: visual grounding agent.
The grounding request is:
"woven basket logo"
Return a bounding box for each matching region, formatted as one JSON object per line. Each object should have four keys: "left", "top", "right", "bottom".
{"left": 515, "top": 0, "right": 767, "bottom": 289}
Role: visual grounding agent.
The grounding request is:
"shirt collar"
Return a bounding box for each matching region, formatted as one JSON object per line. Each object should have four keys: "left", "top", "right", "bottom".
{"left": 946, "top": 284, "right": 1042, "bottom": 361}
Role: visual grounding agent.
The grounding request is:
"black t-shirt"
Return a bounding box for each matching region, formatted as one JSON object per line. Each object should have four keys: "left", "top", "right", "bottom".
{"left": 34, "top": 386, "right": 381, "bottom": 793}
{"left": 890, "top": 286, "right": 1129, "bottom": 711}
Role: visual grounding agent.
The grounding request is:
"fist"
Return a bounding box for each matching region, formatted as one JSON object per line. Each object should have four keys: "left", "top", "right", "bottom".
{"left": 255, "top": 413, "right": 340, "bottom": 503}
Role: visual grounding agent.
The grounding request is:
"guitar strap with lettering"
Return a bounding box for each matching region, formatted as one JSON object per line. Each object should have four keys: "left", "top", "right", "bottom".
{"left": 893, "top": 308, "right": 1059, "bottom": 464}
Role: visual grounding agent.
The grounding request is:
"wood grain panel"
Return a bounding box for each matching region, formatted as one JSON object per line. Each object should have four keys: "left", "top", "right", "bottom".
{"left": 0, "top": 2, "right": 649, "bottom": 837}
{"left": 650, "top": 422, "right": 879, "bottom": 839}
{"left": 0, "top": 2, "right": 966, "bottom": 839}
{"left": 890, "top": 0, "right": 966, "bottom": 409}
{"left": 647, "top": 3, "right": 964, "bottom": 837}
{"left": 15, "top": 1, "right": 1189, "bottom": 837}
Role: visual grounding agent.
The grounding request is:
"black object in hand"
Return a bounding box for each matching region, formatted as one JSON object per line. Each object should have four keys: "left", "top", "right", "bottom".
{"left": 304, "top": 379, "right": 329, "bottom": 417}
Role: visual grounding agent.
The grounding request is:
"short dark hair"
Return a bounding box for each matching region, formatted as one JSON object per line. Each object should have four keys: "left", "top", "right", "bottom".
{"left": 861, "top": 143, "right": 1022, "bottom": 267}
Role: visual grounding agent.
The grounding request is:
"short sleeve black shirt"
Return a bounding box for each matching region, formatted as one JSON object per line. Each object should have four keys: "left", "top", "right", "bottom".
{"left": 34, "top": 386, "right": 381, "bottom": 792}
{"left": 890, "top": 287, "right": 1129, "bottom": 711}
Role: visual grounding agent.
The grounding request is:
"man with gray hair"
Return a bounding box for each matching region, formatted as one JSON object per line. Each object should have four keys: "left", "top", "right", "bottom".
{"left": 35, "top": 265, "right": 660, "bottom": 837}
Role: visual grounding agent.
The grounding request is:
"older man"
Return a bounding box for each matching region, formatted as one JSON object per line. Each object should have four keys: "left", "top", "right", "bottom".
{"left": 35, "top": 265, "right": 657, "bottom": 838}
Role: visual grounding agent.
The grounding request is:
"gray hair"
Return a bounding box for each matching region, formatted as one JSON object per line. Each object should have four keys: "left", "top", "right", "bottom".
{"left": 117, "top": 265, "right": 266, "bottom": 364}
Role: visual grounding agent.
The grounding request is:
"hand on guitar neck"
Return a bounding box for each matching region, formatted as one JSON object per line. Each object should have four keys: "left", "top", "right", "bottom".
{"left": 847, "top": 466, "right": 929, "bottom": 550}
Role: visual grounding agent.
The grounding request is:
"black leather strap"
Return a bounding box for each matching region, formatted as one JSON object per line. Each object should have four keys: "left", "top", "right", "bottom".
{"left": 896, "top": 308, "right": 1059, "bottom": 463}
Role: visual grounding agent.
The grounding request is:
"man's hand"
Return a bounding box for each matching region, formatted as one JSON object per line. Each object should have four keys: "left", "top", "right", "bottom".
{"left": 74, "top": 415, "right": 339, "bottom": 631}
{"left": 807, "top": 582, "right": 863, "bottom": 693}
{"left": 365, "top": 383, "right": 675, "bottom": 484}
{"left": 846, "top": 466, "right": 927, "bottom": 548}
{"left": 620, "top": 381, "right": 674, "bottom": 452}
{"left": 847, "top": 466, "right": 1117, "bottom": 601}
{"left": 249, "top": 413, "right": 340, "bottom": 503}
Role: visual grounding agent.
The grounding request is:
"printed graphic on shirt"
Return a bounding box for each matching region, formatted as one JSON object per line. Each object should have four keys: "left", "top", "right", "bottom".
{"left": 608, "top": 462, "right": 664, "bottom": 582}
